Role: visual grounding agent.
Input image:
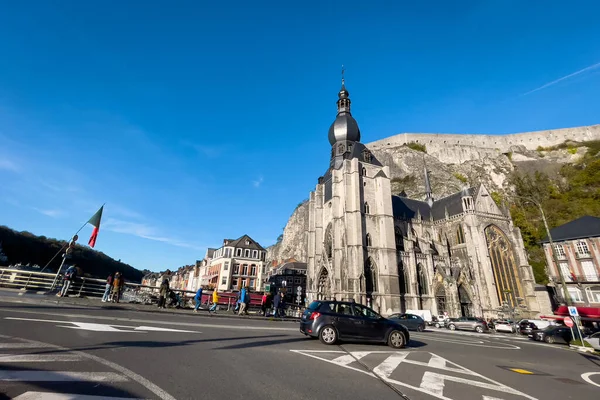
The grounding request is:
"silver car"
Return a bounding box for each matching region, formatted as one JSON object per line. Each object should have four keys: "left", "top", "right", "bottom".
{"left": 447, "top": 317, "right": 489, "bottom": 333}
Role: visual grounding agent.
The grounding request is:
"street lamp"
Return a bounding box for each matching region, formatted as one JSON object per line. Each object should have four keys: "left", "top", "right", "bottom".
{"left": 505, "top": 194, "right": 571, "bottom": 306}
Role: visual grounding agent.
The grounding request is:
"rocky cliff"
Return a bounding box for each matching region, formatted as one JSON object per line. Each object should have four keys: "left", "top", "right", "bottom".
{"left": 266, "top": 125, "right": 600, "bottom": 263}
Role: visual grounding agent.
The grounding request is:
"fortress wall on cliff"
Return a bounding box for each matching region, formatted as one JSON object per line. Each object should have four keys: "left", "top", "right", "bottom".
{"left": 367, "top": 125, "right": 600, "bottom": 155}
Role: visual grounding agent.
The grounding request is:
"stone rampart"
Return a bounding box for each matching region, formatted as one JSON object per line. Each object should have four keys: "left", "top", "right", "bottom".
{"left": 367, "top": 125, "right": 600, "bottom": 154}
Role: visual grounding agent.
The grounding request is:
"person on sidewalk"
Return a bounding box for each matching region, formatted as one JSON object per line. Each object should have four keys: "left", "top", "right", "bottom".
{"left": 243, "top": 288, "right": 250, "bottom": 315}
{"left": 101, "top": 273, "right": 114, "bottom": 302}
{"left": 238, "top": 287, "right": 247, "bottom": 315}
{"left": 111, "top": 272, "right": 121, "bottom": 303}
{"left": 59, "top": 265, "right": 77, "bottom": 297}
{"left": 209, "top": 289, "right": 219, "bottom": 314}
{"left": 273, "top": 291, "right": 281, "bottom": 317}
{"left": 158, "top": 279, "right": 169, "bottom": 309}
{"left": 193, "top": 287, "right": 203, "bottom": 312}
{"left": 261, "top": 292, "right": 268, "bottom": 316}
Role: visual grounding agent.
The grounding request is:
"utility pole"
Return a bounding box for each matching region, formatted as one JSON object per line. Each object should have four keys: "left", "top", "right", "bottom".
{"left": 511, "top": 195, "right": 571, "bottom": 306}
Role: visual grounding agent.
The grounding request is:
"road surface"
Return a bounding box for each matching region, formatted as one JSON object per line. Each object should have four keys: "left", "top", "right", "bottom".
{"left": 0, "top": 298, "right": 599, "bottom": 400}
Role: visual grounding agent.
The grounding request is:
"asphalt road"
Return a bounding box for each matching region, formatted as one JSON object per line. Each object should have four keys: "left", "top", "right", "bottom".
{"left": 0, "top": 298, "right": 599, "bottom": 400}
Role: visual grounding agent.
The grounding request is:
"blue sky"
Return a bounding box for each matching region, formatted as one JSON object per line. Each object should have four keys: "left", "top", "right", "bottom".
{"left": 1, "top": 1, "right": 599, "bottom": 272}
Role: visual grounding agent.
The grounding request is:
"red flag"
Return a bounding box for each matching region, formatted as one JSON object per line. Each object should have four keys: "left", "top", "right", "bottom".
{"left": 87, "top": 206, "right": 104, "bottom": 248}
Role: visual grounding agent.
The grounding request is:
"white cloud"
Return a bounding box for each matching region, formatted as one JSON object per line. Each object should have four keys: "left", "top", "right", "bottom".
{"left": 252, "top": 176, "right": 264, "bottom": 188}
{"left": 522, "top": 61, "right": 600, "bottom": 96}
{"left": 33, "top": 208, "right": 64, "bottom": 218}
{"left": 103, "top": 218, "right": 202, "bottom": 249}
{"left": 0, "top": 159, "right": 19, "bottom": 172}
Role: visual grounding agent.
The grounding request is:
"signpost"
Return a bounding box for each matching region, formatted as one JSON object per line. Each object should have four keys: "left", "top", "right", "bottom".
{"left": 568, "top": 306, "right": 579, "bottom": 317}
{"left": 566, "top": 308, "right": 585, "bottom": 345}
{"left": 564, "top": 316, "right": 574, "bottom": 328}
{"left": 296, "top": 286, "right": 302, "bottom": 306}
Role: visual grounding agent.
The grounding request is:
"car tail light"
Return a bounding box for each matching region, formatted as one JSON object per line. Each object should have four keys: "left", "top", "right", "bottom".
{"left": 310, "top": 312, "right": 321, "bottom": 320}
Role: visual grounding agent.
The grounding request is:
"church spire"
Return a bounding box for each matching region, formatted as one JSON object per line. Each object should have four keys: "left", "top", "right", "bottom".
{"left": 328, "top": 66, "right": 361, "bottom": 145}
{"left": 337, "top": 65, "right": 351, "bottom": 114}
{"left": 424, "top": 158, "right": 434, "bottom": 207}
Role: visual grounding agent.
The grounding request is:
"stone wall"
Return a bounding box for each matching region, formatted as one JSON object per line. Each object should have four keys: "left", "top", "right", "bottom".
{"left": 367, "top": 125, "right": 600, "bottom": 162}
{"left": 266, "top": 201, "right": 310, "bottom": 263}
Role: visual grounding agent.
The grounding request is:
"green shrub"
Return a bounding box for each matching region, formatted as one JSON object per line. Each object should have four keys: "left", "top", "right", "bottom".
{"left": 570, "top": 339, "right": 593, "bottom": 348}
{"left": 405, "top": 142, "right": 427, "bottom": 153}
{"left": 490, "top": 191, "right": 503, "bottom": 207}
{"left": 567, "top": 147, "right": 577, "bottom": 155}
{"left": 453, "top": 173, "right": 468, "bottom": 183}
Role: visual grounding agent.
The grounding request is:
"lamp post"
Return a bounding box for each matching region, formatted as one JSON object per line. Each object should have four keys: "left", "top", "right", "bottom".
{"left": 507, "top": 195, "right": 571, "bottom": 306}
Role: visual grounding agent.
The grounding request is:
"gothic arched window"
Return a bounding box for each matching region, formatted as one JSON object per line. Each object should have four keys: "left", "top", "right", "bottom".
{"left": 398, "top": 262, "right": 407, "bottom": 294}
{"left": 365, "top": 257, "right": 377, "bottom": 294}
{"left": 395, "top": 227, "right": 404, "bottom": 251}
{"left": 361, "top": 167, "right": 367, "bottom": 177}
{"left": 456, "top": 225, "right": 465, "bottom": 244}
{"left": 324, "top": 224, "right": 333, "bottom": 259}
{"left": 417, "top": 264, "right": 428, "bottom": 296}
{"left": 485, "top": 225, "right": 523, "bottom": 307}
{"left": 366, "top": 233, "right": 372, "bottom": 247}
{"left": 435, "top": 285, "right": 446, "bottom": 314}
{"left": 364, "top": 202, "right": 370, "bottom": 214}
{"left": 317, "top": 267, "right": 331, "bottom": 300}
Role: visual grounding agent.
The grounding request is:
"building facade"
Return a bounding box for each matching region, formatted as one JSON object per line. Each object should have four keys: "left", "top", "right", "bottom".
{"left": 542, "top": 216, "right": 600, "bottom": 306}
{"left": 306, "top": 77, "right": 543, "bottom": 318}
{"left": 207, "top": 235, "right": 268, "bottom": 292}
{"left": 267, "top": 260, "right": 307, "bottom": 304}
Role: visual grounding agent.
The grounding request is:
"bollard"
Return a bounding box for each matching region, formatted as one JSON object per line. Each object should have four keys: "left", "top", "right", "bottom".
{"left": 78, "top": 278, "right": 85, "bottom": 297}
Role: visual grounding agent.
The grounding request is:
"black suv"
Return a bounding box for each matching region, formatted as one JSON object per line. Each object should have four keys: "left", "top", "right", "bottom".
{"left": 299, "top": 300, "right": 410, "bottom": 348}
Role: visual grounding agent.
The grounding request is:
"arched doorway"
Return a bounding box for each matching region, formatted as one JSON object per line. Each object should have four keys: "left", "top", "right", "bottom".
{"left": 416, "top": 264, "right": 428, "bottom": 309}
{"left": 435, "top": 285, "right": 446, "bottom": 315}
{"left": 458, "top": 284, "right": 471, "bottom": 317}
{"left": 484, "top": 225, "right": 523, "bottom": 307}
{"left": 317, "top": 267, "right": 330, "bottom": 300}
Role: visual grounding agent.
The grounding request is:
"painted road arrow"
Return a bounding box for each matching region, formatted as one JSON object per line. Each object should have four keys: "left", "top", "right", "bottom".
{"left": 5, "top": 317, "right": 201, "bottom": 333}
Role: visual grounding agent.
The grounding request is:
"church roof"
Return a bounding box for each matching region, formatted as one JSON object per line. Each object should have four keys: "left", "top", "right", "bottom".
{"left": 540, "top": 216, "right": 600, "bottom": 243}
{"left": 391, "top": 187, "right": 476, "bottom": 221}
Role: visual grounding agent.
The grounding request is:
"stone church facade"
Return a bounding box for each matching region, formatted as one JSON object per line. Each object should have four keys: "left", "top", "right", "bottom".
{"left": 306, "top": 77, "right": 543, "bottom": 318}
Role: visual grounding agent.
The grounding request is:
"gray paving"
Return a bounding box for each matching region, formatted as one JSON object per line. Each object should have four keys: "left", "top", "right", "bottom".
{"left": 0, "top": 297, "right": 599, "bottom": 400}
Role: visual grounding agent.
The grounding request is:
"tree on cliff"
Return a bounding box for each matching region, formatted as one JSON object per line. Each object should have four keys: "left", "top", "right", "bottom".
{"left": 508, "top": 140, "right": 600, "bottom": 284}
{"left": 0, "top": 225, "right": 143, "bottom": 282}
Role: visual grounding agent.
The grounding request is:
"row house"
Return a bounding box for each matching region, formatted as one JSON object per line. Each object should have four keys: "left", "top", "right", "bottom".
{"left": 208, "top": 234, "right": 268, "bottom": 292}
{"left": 542, "top": 216, "right": 600, "bottom": 307}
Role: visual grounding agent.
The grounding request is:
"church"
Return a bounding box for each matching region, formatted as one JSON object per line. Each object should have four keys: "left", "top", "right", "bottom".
{"left": 305, "top": 76, "right": 543, "bottom": 318}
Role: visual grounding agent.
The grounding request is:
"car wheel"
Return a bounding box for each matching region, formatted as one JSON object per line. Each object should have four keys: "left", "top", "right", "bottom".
{"left": 417, "top": 325, "right": 425, "bottom": 332}
{"left": 544, "top": 335, "right": 554, "bottom": 344}
{"left": 449, "top": 324, "right": 456, "bottom": 331}
{"left": 434, "top": 323, "right": 440, "bottom": 328}
{"left": 388, "top": 330, "right": 407, "bottom": 349}
{"left": 475, "top": 326, "right": 484, "bottom": 333}
{"left": 319, "top": 325, "right": 338, "bottom": 345}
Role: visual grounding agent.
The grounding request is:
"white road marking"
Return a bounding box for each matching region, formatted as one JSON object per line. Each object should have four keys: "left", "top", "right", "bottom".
{"left": 0, "top": 334, "right": 176, "bottom": 400}
{"left": 330, "top": 351, "right": 371, "bottom": 366}
{"left": 412, "top": 333, "right": 521, "bottom": 349}
{"left": 13, "top": 392, "right": 141, "bottom": 400}
{"left": 5, "top": 318, "right": 200, "bottom": 333}
{"left": 0, "top": 354, "right": 82, "bottom": 362}
{"left": 420, "top": 371, "right": 445, "bottom": 397}
{"left": 2, "top": 311, "right": 295, "bottom": 332}
{"left": 0, "top": 371, "right": 128, "bottom": 382}
{"left": 482, "top": 396, "right": 506, "bottom": 400}
{"left": 428, "top": 354, "right": 446, "bottom": 369}
{"left": 581, "top": 372, "right": 600, "bottom": 388}
{"left": 372, "top": 353, "right": 409, "bottom": 378}
{"left": 291, "top": 350, "right": 538, "bottom": 400}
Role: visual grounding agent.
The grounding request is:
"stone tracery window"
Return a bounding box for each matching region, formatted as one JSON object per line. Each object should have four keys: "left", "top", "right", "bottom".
{"left": 456, "top": 225, "right": 465, "bottom": 244}
{"left": 366, "top": 233, "right": 372, "bottom": 247}
{"left": 325, "top": 224, "right": 333, "bottom": 259}
{"left": 365, "top": 257, "right": 377, "bottom": 294}
{"left": 317, "top": 267, "right": 331, "bottom": 300}
{"left": 395, "top": 227, "right": 404, "bottom": 251}
{"left": 435, "top": 285, "right": 446, "bottom": 314}
{"left": 364, "top": 202, "right": 370, "bottom": 214}
{"left": 485, "top": 225, "right": 523, "bottom": 307}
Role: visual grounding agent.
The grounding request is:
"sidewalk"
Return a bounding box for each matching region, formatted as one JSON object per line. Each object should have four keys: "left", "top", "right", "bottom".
{"left": 0, "top": 288, "right": 300, "bottom": 323}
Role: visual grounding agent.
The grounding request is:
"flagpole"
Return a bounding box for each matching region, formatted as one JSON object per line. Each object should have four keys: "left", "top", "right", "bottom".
{"left": 43, "top": 204, "right": 106, "bottom": 290}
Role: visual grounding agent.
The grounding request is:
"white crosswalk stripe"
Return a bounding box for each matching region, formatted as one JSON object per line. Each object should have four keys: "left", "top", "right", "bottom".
{"left": 0, "top": 370, "right": 129, "bottom": 382}
{"left": 0, "top": 354, "right": 82, "bottom": 362}
{"left": 13, "top": 391, "right": 142, "bottom": 399}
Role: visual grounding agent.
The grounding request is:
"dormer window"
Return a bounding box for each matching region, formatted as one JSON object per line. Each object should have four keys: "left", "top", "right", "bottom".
{"left": 245, "top": 240, "right": 250, "bottom": 245}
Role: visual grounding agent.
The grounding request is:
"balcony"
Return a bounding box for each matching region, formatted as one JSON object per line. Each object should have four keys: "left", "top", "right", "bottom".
{"left": 558, "top": 275, "right": 600, "bottom": 283}
{"left": 575, "top": 252, "right": 592, "bottom": 259}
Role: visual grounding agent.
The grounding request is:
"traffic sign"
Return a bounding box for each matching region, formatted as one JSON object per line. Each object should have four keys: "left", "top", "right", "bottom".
{"left": 297, "top": 286, "right": 302, "bottom": 294}
{"left": 568, "top": 306, "right": 579, "bottom": 317}
{"left": 564, "top": 316, "right": 574, "bottom": 328}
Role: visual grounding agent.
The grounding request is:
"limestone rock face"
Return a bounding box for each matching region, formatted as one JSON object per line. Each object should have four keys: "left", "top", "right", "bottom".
{"left": 267, "top": 126, "right": 600, "bottom": 263}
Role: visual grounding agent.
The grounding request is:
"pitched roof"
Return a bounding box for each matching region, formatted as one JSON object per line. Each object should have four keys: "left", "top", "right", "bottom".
{"left": 391, "top": 187, "right": 475, "bottom": 221}
{"left": 541, "top": 216, "right": 600, "bottom": 243}
{"left": 226, "top": 234, "right": 266, "bottom": 251}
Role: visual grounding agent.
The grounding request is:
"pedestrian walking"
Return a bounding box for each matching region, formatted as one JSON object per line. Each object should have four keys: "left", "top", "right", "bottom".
{"left": 209, "top": 290, "right": 219, "bottom": 313}
{"left": 243, "top": 288, "right": 250, "bottom": 315}
{"left": 101, "top": 273, "right": 114, "bottom": 302}
{"left": 111, "top": 272, "right": 123, "bottom": 303}
{"left": 158, "top": 279, "right": 169, "bottom": 308}
{"left": 238, "top": 287, "right": 248, "bottom": 315}
{"left": 261, "top": 292, "right": 268, "bottom": 316}
{"left": 193, "top": 287, "right": 203, "bottom": 312}
{"left": 273, "top": 291, "right": 281, "bottom": 317}
{"left": 58, "top": 265, "right": 77, "bottom": 297}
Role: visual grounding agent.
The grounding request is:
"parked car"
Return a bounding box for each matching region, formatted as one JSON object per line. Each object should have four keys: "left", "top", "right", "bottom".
{"left": 433, "top": 315, "right": 449, "bottom": 328}
{"left": 494, "top": 320, "right": 516, "bottom": 333}
{"left": 584, "top": 332, "right": 600, "bottom": 351}
{"left": 530, "top": 326, "right": 573, "bottom": 344}
{"left": 388, "top": 313, "right": 426, "bottom": 332}
{"left": 299, "top": 300, "right": 410, "bottom": 348}
{"left": 519, "top": 319, "right": 554, "bottom": 335}
{"left": 446, "top": 317, "right": 489, "bottom": 333}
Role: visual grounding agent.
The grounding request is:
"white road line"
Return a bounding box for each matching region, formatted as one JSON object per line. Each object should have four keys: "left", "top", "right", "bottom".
{"left": 134, "top": 326, "right": 199, "bottom": 333}
{"left": 0, "top": 354, "right": 82, "bottom": 362}
{"left": 0, "top": 334, "right": 176, "bottom": 400}
{"left": 427, "top": 354, "right": 446, "bottom": 369}
{"left": 13, "top": 391, "right": 141, "bottom": 400}
{"left": 372, "top": 353, "right": 409, "bottom": 379}
{"left": 0, "top": 371, "right": 128, "bottom": 382}
{"left": 420, "top": 371, "right": 445, "bottom": 397}
{"left": 330, "top": 351, "right": 371, "bottom": 366}
{"left": 482, "top": 396, "right": 506, "bottom": 400}
{"left": 581, "top": 372, "right": 600, "bottom": 388}
{"left": 0, "top": 343, "right": 51, "bottom": 349}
